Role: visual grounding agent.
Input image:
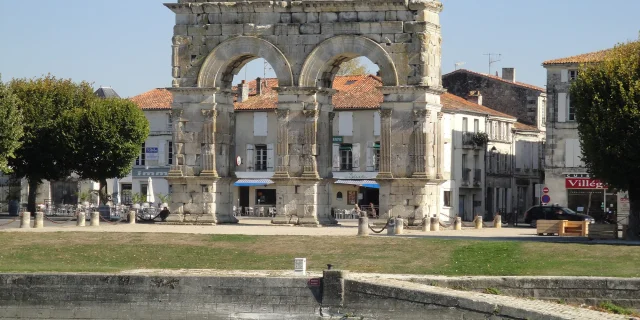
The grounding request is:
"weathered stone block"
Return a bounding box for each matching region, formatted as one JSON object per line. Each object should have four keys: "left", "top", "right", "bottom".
{"left": 292, "top": 12, "right": 307, "bottom": 23}
{"left": 338, "top": 11, "right": 358, "bottom": 22}
{"left": 244, "top": 24, "right": 274, "bottom": 36}
{"left": 300, "top": 23, "right": 320, "bottom": 34}
{"left": 319, "top": 12, "right": 338, "bottom": 23}
{"left": 221, "top": 24, "right": 243, "bottom": 35}
{"left": 205, "top": 24, "right": 222, "bottom": 36}
{"left": 381, "top": 21, "right": 404, "bottom": 33}
{"left": 280, "top": 13, "right": 292, "bottom": 23}
{"left": 307, "top": 12, "right": 319, "bottom": 23}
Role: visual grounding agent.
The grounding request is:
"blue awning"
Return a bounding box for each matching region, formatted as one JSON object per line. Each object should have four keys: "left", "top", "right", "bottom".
{"left": 335, "top": 180, "right": 380, "bottom": 189}
{"left": 234, "top": 179, "right": 274, "bottom": 187}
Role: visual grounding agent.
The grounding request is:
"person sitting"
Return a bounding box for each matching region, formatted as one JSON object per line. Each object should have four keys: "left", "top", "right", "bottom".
{"left": 159, "top": 207, "right": 170, "bottom": 222}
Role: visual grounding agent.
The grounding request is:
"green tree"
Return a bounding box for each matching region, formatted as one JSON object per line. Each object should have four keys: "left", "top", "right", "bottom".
{"left": 337, "top": 58, "right": 369, "bottom": 76}
{"left": 571, "top": 40, "right": 640, "bottom": 240}
{"left": 71, "top": 98, "right": 149, "bottom": 205}
{"left": 0, "top": 76, "right": 23, "bottom": 173}
{"left": 9, "top": 76, "right": 95, "bottom": 213}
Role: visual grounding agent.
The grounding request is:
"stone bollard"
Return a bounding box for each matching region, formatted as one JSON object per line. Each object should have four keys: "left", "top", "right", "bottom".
{"left": 34, "top": 212, "right": 44, "bottom": 229}
{"left": 357, "top": 217, "right": 368, "bottom": 237}
{"left": 128, "top": 211, "right": 136, "bottom": 225}
{"left": 454, "top": 217, "right": 462, "bottom": 231}
{"left": 76, "top": 212, "right": 86, "bottom": 227}
{"left": 90, "top": 212, "right": 100, "bottom": 227}
{"left": 422, "top": 217, "right": 430, "bottom": 232}
{"left": 387, "top": 218, "right": 396, "bottom": 236}
{"left": 430, "top": 217, "right": 439, "bottom": 232}
{"left": 475, "top": 216, "right": 483, "bottom": 229}
{"left": 20, "top": 212, "right": 31, "bottom": 229}
{"left": 494, "top": 214, "right": 502, "bottom": 229}
{"left": 395, "top": 217, "right": 404, "bottom": 235}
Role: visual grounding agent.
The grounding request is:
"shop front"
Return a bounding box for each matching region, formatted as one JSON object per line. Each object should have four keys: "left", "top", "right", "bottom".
{"left": 565, "top": 176, "right": 617, "bottom": 222}
{"left": 331, "top": 172, "right": 380, "bottom": 217}
{"left": 233, "top": 179, "right": 276, "bottom": 216}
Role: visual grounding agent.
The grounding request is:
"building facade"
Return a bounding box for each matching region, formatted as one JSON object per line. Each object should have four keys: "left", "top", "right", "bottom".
{"left": 542, "top": 49, "right": 623, "bottom": 221}
{"left": 443, "top": 68, "right": 547, "bottom": 131}
{"left": 164, "top": 0, "right": 446, "bottom": 225}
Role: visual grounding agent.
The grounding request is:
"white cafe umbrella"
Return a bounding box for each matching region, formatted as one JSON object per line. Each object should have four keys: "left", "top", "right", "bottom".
{"left": 112, "top": 178, "right": 120, "bottom": 205}
{"left": 146, "top": 177, "right": 155, "bottom": 204}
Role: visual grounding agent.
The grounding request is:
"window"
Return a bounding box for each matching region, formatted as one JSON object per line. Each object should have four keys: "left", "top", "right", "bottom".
{"left": 496, "top": 152, "right": 502, "bottom": 173}
{"left": 374, "top": 142, "right": 380, "bottom": 171}
{"left": 135, "top": 142, "right": 145, "bottom": 166}
{"left": 568, "top": 96, "right": 575, "bottom": 121}
{"left": 255, "top": 145, "right": 267, "bottom": 171}
{"left": 462, "top": 117, "right": 468, "bottom": 132}
{"left": 488, "top": 121, "right": 493, "bottom": 138}
{"left": 167, "top": 113, "right": 173, "bottom": 130}
{"left": 473, "top": 119, "right": 479, "bottom": 133}
{"left": 340, "top": 144, "right": 353, "bottom": 171}
{"left": 167, "top": 141, "right": 173, "bottom": 166}
{"left": 337, "top": 192, "right": 343, "bottom": 200}
{"left": 462, "top": 154, "right": 469, "bottom": 183}
{"left": 443, "top": 191, "right": 451, "bottom": 207}
{"left": 569, "top": 70, "right": 579, "bottom": 81}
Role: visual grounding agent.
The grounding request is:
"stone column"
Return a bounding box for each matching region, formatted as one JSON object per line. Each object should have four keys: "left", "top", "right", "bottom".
{"left": 412, "top": 109, "right": 429, "bottom": 178}
{"left": 426, "top": 112, "right": 436, "bottom": 179}
{"left": 200, "top": 109, "right": 219, "bottom": 178}
{"left": 378, "top": 109, "right": 394, "bottom": 179}
{"left": 168, "top": 109, "right": 184, "bottom": 177}
{"left": 436, "top": 112, "right": 444, "bottom": 180}
{"left": 273, "top": 109, "right": 290, "bottom": 179}
{"left": 302, "top": 109, "right": 320, "bottom": 179}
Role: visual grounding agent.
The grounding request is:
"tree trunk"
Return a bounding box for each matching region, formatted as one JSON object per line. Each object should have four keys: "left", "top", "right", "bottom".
{"left": 99, "top": 178, "right": 108, "bottom": 205}
{"left": 626, "top": 181, "right": 640, "bottom": 240}
{"left": 27, "top": 179, "right": 40, "bottom": 214}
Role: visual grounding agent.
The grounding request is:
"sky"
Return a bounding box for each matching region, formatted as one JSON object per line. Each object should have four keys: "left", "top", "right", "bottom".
{"left": 1, "top": 0, "right": 639, "bottom": 98}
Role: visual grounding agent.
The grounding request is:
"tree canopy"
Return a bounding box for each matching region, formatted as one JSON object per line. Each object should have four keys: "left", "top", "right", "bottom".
{"left": 72, "top": 97, "right": 149, "bottom": 204}
{"left": 0, "top": 76, "right": 23, "bottom": 174}
{"left": 337, "top": 58, "right": 370, "bottom": 76}
{"left": 571, "top": 39, "right": 640, "bottom": 239}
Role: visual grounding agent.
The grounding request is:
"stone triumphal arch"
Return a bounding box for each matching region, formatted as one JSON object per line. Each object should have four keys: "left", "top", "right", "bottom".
{"left": 165, "top": 0, "right": 445, "bottom": 225}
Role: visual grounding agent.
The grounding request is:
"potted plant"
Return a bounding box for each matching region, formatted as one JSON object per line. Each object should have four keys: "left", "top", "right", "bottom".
{"left": 157, "top": 194, "right": 171, "bottom": 209}
{"left": 472, "top": 132, "right": 489, "bottom": 146}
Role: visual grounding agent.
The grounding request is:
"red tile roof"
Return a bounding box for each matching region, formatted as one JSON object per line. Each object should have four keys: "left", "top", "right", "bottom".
{"left": 513, "top": 121, "right": 539, "bottom": 131}
{"left": 443, "top": 69, "right": 545, "bottom": 92}
{"left": 542, "top": 49, "right": 611, "bottom": 66}
{"left": 130, "top": 88, "right": 173, "bottom": 110}
{"left": 440, "top": 93, "right": 516, "bottom": 120}
{"left": 234, "top": 75, "right": 384, "bottom": 111}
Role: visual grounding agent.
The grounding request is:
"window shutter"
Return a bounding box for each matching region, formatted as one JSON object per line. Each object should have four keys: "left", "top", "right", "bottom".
{"left": 338, "top": 112, "right": 353, "bottom": 136}
{"left": 365, "top": 142, "right": 374, "bottom": 171}
{"left": 246, "top": 144, "right": 254, "bottom": 171}
{"left": 332, "top": 144, "right": 340, "bottom": 171}
{"left": 561, "top": 69, "right": 569, "bottom": 83}
{"left": 158, "top": 141, "right": 165, "bottom": 166}
{"left": 253, "top": 112, "right": 268, "bottom": 137}
{"left": 567, "top": 95, "right": 572, "bottom": 120}
{"left": 352, "top": 143, "right": 361, "bottom": 171}
{"left": 533, "top": 143, "right": 539, "bottom": 170}
{"left": 574, "top": 140, "right": 583, "bottom": 167}
{"left": 557, "top": 93, "right": 567, "bottom": 122}
{"left": 373, "top": 112, "right": 381, "bottom": 136}
{"left": 565, "top": 140, "right": 574, "bottom": 167}
{"left": 444, "top": 142, "right": 451, "bottom": 172}
{"left": 266, "top": 144, "right": 274, "bottom": 171}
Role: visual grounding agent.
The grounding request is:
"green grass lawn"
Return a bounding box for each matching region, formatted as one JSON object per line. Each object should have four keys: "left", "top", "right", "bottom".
{"left": 0, "top": 233, "right": 639, "bottom": 277}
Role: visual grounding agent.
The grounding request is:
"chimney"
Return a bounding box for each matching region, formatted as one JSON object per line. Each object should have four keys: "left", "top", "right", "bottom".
{"left": 467, "top": 90, "right": 483, "bottom": 105}
{"left": 256, "top": 77, "right": 262, "bottom": 96}
{"left": 239, "top": 80, "right": 249, "bottom": 102}
{"left": 502, "top": 68, "right": 516, "bottom": 82}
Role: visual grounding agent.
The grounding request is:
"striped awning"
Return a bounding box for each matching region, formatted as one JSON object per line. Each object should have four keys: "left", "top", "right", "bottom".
{"left": 234, "top": 179, "right": 274, "bottom": 187}
{"left": 335, "top": 180, "right": 380, "bottom": 189}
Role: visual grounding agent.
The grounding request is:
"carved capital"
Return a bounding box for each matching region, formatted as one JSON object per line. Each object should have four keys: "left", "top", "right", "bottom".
{"left": 380, "top": 109, "right": 393, "bottom": 119}
{"left": 413, "top": 109, "right": 430, "bottom": 120}
{"left": 201, "top": 109, "right": 218, "bottom": 120}
{"left": 329, "top": 112, "right": 336, "bottom": 122}
{"left": 276, "top": 109, "right": 289, "bottom": 121}
{"left": 303, "top": 109, "right": 320, "bottom": 120}
{"left": 171, "top": 109, "right": 183, "bottom": 119}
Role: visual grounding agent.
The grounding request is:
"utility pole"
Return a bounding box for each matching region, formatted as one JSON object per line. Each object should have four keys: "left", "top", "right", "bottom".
{"left": 483, "top": 53, "right": 502, "bottom": 75}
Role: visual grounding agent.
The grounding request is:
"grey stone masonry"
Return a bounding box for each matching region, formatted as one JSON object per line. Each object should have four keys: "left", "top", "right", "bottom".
{"left": 165, "top": 0, "right": 447, "bottom": 225}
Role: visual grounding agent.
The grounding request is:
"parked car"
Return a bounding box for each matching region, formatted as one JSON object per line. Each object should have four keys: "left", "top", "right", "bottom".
{"left": 524, "top": 205, "right": 595, "bottom": 227}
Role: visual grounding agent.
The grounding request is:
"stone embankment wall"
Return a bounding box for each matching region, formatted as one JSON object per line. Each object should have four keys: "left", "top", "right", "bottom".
{"left": 0, "top": 272, "right": 631, "bottom": 320}
{"left": 410, "top": 276, "right": 640, "bottom": 310}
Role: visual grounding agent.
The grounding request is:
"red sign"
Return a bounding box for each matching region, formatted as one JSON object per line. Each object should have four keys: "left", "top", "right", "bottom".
{"left": 542, "top": 187, "right": 549, "bottom": 194}
{"left": 565, "top": 178, "right": 607, "bottom": 189}
{"left": 308, "top": 279, "right": 321, "bottom": 287}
